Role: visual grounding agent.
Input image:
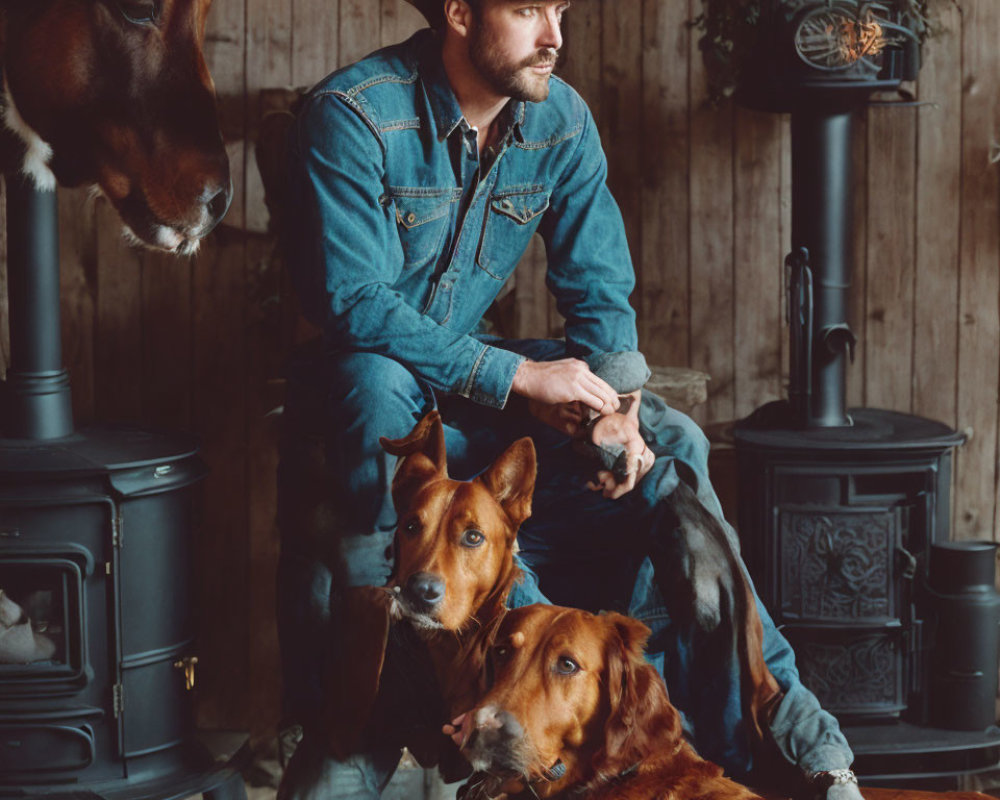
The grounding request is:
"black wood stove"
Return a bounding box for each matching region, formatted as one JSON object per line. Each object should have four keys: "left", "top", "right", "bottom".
{"left": 0, "top": 179, "right": 245, "bottom": 800}
{"left": 729, "top": 0, "right": 1000, "bottom": 787}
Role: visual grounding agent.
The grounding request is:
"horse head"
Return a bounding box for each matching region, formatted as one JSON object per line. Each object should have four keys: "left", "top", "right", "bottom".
{"left": 2, "top": 0, "right": 231, "bottom": 255}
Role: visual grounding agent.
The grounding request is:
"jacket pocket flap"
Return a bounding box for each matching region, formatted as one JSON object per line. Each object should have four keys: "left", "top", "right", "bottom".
{"left": 394, "top": 194, "right": 454, "bottom": 230}
{"left": 490, "top": 192, "right": 550, "bottom": 224}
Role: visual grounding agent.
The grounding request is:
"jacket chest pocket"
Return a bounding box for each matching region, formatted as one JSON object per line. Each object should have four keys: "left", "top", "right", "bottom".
{"left": 390, "top": 188, "right": 459, "bottom": 270}
{"left": 476, "top": 188, "right": 550, "bottom": 280}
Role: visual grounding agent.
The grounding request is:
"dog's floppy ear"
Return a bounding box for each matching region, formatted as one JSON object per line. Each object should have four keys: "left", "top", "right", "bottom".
{"left": 742, "top": 579, "right": 784, "bottom": 740}
{"left": 479, "top": 437, "right": 537, "bottom": 529}
{"left": 594, "top": 613, "right": 683, "bottom": 772}
{"left": 380, "top": 410, "right": 448, "bottom": 510}
{"left": 324, "top": 586, "right": 393, "bottom": 759}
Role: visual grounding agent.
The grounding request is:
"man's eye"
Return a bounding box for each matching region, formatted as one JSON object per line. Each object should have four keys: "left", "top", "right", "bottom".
{"left": 116, "top": 0, "right": 161, "bottom": 24}
{"left": 461, "top": 529, "right": 485, "bottom": 548}
{"left": 517, "top": 6, "right": 538, "bottom": 17}
{"left": 555, "top": 656, "right": 579, "bottom": 675}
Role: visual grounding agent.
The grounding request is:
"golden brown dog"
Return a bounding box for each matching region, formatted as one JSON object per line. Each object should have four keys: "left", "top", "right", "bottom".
{"left": 448, "top": 606, "right": 997, "bottom": 800}
{"left": 448, "top": 603, "right": 763, "bottom": 800}
{"left": 323, "top": 410, "right": 536, "bottom": 773}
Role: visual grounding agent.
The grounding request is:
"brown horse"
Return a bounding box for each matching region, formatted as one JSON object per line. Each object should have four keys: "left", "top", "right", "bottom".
{"left": 1, "top": 0, "right": 231, "bottom": 255}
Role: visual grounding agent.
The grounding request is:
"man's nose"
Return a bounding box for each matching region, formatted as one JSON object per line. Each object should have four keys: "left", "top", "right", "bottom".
{"left": 539, "top": 8, "right": 563, "bottom": 51}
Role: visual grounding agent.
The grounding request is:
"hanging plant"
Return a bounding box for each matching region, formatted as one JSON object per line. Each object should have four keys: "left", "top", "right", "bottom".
{"left": 690, "top": 0, "right": 935, "bottom": 104}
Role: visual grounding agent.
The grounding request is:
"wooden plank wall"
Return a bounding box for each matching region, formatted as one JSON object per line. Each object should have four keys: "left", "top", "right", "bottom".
{"left": 0, "top": 0, "right": 997, "bottom": 736}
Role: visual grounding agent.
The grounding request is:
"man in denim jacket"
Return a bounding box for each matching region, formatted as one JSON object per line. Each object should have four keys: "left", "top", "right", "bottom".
{"left": 278, "top": 1, "right": 859, "bottom": 797}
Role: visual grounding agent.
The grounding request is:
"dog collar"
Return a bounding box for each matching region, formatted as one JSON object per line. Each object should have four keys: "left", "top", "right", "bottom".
{"left": 459, "top": 760, "right": 566, "bottom": 800}
{"left": 563, "top": 761, "right": 642, "bottom": 799}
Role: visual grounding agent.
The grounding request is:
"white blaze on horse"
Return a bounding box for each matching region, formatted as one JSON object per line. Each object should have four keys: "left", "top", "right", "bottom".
{"left": 1, "top": 0, "right": 231, "bottom": 255}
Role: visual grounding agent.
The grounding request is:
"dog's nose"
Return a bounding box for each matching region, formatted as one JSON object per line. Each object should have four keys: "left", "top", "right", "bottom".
{"left": 467, "top": 705, "right": 523, "bottom": 752}
{"left": 474, "top": 706, "right": 522, "bottom": 736}
{"left": 406, "top": 571, "right": 445, "bottom": 610}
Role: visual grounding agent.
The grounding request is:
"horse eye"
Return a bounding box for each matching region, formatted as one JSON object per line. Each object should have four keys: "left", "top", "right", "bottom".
{"left": 461, "top": 529, "right": 485, "bottom": 548}
{"left": 555, "top": 656, "right": 579, "bottom": 675}
{"left": 117, "top": 0, "right": 161, "bottom": 24}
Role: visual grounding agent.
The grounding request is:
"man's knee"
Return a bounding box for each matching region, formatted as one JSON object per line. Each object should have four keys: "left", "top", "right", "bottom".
{"left": 640, "top": 395, "right": 711, "bottom": 472}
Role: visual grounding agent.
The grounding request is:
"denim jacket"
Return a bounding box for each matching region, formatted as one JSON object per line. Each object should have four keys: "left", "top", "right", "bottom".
{"left": 286, "top": 29, "right": 638, "bottom": 409}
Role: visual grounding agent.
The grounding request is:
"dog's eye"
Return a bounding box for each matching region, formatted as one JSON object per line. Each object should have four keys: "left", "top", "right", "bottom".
{"left": 461, "top": 529, "right": 485, "bottom": 548}
{"left": 402, "top": 517, "right": 421, "bottom": 536}
{"left": 493, "top": 645, "right": 509, "bottom": 660}
{"left": 555, "top": 656, "right": 580, "bottom": 675}
{"left": 116, "top": 0, "right": 162, "bottom": 24}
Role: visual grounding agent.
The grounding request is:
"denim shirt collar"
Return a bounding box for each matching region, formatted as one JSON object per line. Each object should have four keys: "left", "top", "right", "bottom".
{"left": 417, "top": 31, "right": 526, "bottom": 144}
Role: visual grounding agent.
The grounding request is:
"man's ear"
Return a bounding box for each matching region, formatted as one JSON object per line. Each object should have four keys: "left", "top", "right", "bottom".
{"left": 443, "top": 0, "right": 474, "bottom": 37}
{"left": 380, "top": 410, "right": 448, "bottom": 511}
{"left": 479, "top": 437, "right": 537, "bottom": 529}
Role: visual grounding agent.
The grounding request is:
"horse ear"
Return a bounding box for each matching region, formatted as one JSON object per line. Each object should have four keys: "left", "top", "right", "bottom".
{"left": 594, "top": 613, "right": 683, "bottom": 771}
{"left": 324, "top": 587, "right": 392, "bottom": 759}
{"left": 380, "top": 411, "right": 448, "bottom": 510}
{"left": 479, "top": 437, "right": 537, "bottom": 529}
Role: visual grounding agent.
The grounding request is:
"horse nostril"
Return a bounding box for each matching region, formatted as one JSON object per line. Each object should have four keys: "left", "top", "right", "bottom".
{"left": 407, "top": 571, "right": 445, "bottom": 607}
{"left": 206, "top": 181, "right": 232, "bottom": 224}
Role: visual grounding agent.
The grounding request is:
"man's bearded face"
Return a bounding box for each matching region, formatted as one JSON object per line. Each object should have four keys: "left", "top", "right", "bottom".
{"left": 467, "top": 4, "right": 562, "bottom": 103}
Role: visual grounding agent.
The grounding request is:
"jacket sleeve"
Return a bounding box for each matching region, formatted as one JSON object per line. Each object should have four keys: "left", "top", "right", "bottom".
{"left": 287, "top": 91, "right": 524, "bottom": 409}
{"left": 537, "top": 105, "right": 640, "bottom": 361}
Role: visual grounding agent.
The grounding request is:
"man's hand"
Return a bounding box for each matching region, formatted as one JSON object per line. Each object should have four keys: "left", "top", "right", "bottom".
{"left": 512, "top": 359, "right": 621, "bottom": 415}
{"left": 585, "top": 390, "right": 654, "bottom": 499}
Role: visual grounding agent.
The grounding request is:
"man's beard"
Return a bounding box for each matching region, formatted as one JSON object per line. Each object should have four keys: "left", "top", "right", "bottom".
{"left": 468, "top": 21, "right": 558, "bottom": 103}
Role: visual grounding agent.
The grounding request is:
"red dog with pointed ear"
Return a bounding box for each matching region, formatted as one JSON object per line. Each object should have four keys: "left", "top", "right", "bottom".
{"left": 320, "top": 410, "right": 536, "bottom": 773}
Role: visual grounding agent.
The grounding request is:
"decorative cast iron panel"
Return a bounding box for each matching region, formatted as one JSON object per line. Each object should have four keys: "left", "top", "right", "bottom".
{"left": 779, "top": 507, "right": 898, "bottom": 622}
{"left": 790, "top": 631, "right": 903, "bottom": 715}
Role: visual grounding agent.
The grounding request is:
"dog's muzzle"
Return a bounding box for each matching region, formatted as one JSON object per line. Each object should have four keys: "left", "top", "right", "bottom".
{"left": 403, "top": 571, "right": 445, "bottom": 614}
{"left": 464, "top": 705, "right": 527, "bottom": 773}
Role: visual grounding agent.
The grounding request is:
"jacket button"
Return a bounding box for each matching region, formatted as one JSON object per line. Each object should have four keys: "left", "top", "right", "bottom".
{"left": 406, "top": 212, "right": 417, "bottom": 224}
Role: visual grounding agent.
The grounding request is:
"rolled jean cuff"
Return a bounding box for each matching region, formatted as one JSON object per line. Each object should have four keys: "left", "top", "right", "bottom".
{"left": 798, "top": 745, "right": 854, "bottom": 776}
{"left": 584, "top": 351, "right": 650, "bottom": 394}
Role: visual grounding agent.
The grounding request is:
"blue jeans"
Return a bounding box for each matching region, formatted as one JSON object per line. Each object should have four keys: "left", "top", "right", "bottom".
{"left": 276, "top": 339, "right": 852, "bottom": 799}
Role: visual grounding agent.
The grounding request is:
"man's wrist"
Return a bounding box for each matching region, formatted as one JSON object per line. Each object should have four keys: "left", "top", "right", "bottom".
{"left": 510, "top": 359, "right": 532, "bottom": 396}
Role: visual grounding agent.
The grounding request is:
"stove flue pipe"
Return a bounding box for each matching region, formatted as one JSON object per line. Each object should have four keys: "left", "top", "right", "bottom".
{"left": 1, "top": 177, "right": 73, "bottom": 439}
{"left": 788, "top": 107, "right": 858, "bottom": 428}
